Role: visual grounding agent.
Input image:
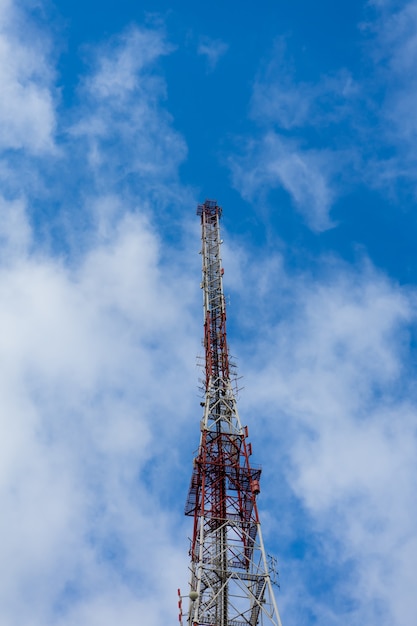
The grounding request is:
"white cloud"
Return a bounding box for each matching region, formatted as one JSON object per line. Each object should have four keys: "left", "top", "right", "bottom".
{"left": 230, "top": 132, "right": 336, "bottom": 231}
{"left": 0, "top": 203, "right": 197, "bottom": 625}
{"left": 197, "top": 36, "right": 228, "bottom": 71}
{"left": 0, "top": 195, "right": 31, "bottom": 260}
{"left": 235, "top": 7, "right": 417, "bottom": 223}
{"left": 230, "top": 2, "right": 417, "bottom": 227}
{"left": 88, "top": 28, "right": 170, "bottom": 99}
{"left": 370, "top": 1, "right": 417, "bottom": 144}
{"left": 0, "top": 0, "right": 56, "bottom": 153}
{"left": 0, "top": 9, "right": 197, "bottom": 625}
{"left": 235, "top": 257, "right": 417, "bottom": 625}
{"left": 230, "top": 39, "right": 360, "bottom": 232}
{"left": 250, "top": 38, "right": 358, "bottom": 131}
{"left": 69, "top": 26, "right": 187, "bottom": 202}
{"left": 251, "top": 79, "right": 313, "bottom": 130}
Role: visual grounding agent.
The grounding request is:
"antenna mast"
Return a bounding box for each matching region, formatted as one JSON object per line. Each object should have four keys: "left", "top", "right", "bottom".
{"left": 181, "top": 199, "right": 283, "bottom": 626}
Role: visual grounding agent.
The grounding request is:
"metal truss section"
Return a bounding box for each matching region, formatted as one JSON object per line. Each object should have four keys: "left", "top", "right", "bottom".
{"left": 181, "top": 200, "right": 283, "bottom": 626}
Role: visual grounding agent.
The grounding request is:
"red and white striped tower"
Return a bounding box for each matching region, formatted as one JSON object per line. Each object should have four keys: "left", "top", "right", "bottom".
{"left": 181, "top": 200, "right": 283, "bottom": 626}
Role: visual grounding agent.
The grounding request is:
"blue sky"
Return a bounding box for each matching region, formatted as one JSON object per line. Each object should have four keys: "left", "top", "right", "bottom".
{"left": 1, "top": 0, "right": 417, "bottom": 624}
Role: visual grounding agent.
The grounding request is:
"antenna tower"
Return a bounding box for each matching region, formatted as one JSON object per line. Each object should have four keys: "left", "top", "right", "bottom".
{"left": 179, "top": 200, "right": 283, "bottom": 626}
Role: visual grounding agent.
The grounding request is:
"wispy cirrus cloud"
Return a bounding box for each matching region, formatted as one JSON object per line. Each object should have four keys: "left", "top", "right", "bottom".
{"left": 230, "top": 132, "right": 337, "bottom": 231}
{"left": 250, "top": 39, "right": 359, "bottom": 131}
{"left": 229, "top": 40, "right": 360, "bottom": 231}
{"left": 365, "top": 1, "right": 417, "bottom": 180}
{"left": 197, "top": 36, "right": 228, "bottom": 72}
{"left": 230, "top": 1, "right": 417, "bottom": 229}
{"left": 69, "top": 27, "right": 187, "bottom": 206}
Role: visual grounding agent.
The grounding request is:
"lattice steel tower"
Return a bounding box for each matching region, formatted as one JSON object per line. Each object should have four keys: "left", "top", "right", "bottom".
{"left": 179, "top": 200, "right": 283, "bottom": 626}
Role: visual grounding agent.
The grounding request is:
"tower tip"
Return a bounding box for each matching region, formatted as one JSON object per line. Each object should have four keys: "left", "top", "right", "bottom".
{"left": 196, "top": 199, "right": 222, "bottom": 218}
